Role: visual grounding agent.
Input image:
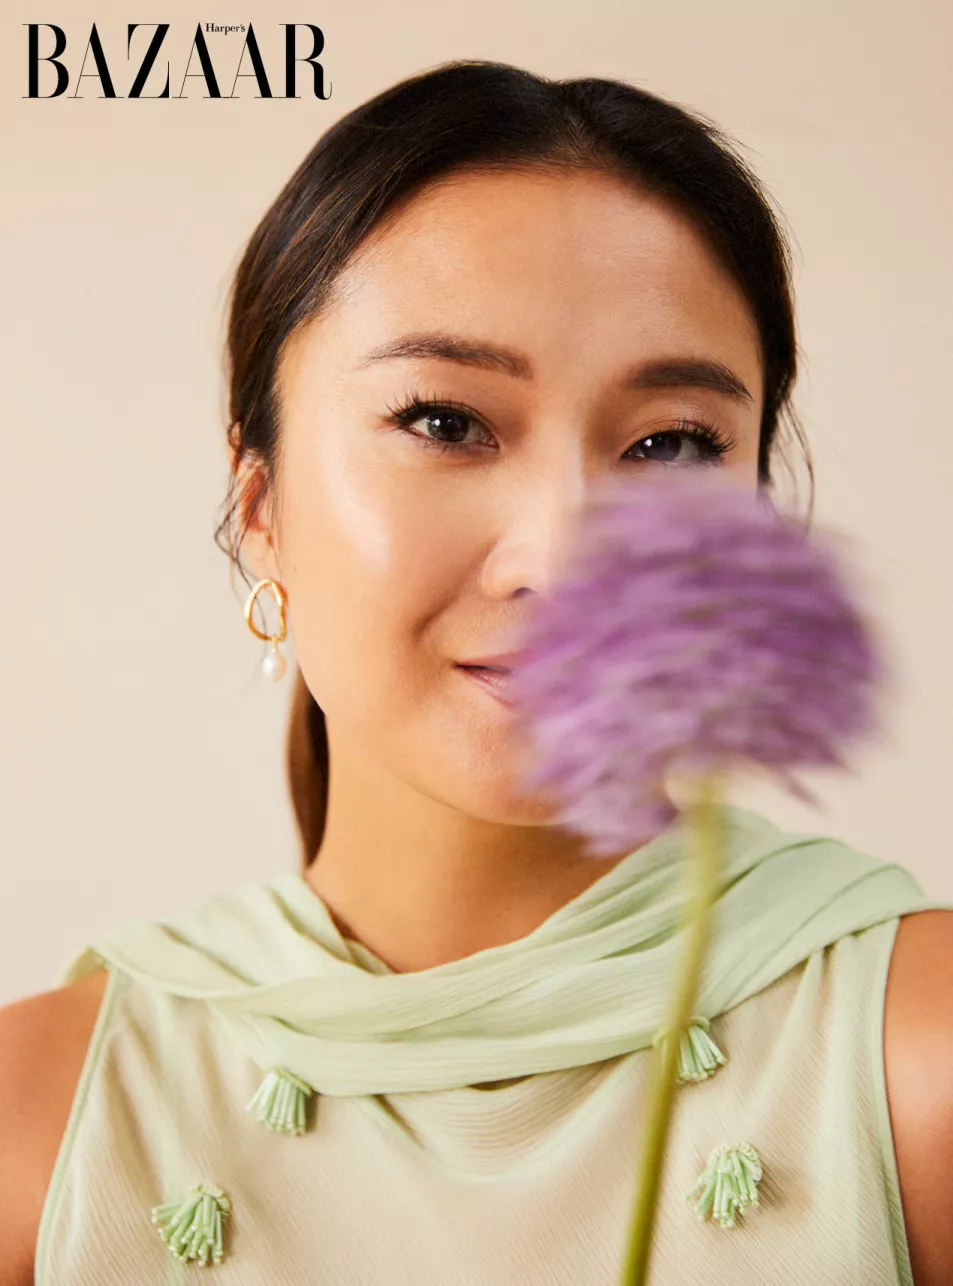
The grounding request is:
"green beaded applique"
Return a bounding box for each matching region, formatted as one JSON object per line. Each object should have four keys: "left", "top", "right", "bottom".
{"left": 687, "top": 1142, "right": 763, "bottom": 1228}
{"left": 247, "top": 1066, "right": 314, "bottom": 1135}
{"left": 151, "top": 1182, "right": 231, "bottom": 1265}
{"left": 652, "top": 1016, "right": 728, "bottom": 1084}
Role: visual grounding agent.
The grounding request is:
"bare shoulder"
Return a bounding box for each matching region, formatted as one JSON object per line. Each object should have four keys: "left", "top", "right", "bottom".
{"left": 0, "top": 969, "right": 111, "bottom": 1286}
{"left": 884, "top": 909, "right": 953, "bottom": 1286}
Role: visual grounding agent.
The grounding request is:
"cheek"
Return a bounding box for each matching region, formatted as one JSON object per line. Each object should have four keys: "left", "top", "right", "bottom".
{"left": 273, "top": 431, "right": 555, "bottom": 821}
{"left": 724, "top": 451, "right": 762, "bottom": 486}
{"left": 276, "top": 431, "right": 471, "bottom": 716}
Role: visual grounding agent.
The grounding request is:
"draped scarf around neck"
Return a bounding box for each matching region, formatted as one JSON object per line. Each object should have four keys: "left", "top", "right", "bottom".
{"left": 62, "top": 804, "right": 948, "bottom": 1096}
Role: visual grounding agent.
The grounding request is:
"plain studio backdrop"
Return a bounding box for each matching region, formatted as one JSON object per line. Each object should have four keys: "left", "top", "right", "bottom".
{"left": 1, "top": 0, "right": 951, "bottom": 1006}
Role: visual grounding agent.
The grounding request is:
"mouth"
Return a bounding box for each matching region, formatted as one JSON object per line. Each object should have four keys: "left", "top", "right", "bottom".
{"left": 455, "top": 663, "right": 517, "bottom": 707}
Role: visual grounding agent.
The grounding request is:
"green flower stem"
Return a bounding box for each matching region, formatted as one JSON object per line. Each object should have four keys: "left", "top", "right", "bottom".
{"left": 618, "top": 774, "right": 723, "bottom": 1286}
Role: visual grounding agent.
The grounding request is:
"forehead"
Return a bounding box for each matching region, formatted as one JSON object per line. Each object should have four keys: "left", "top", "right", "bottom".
{"left": 304, "top": 167, "right": 763, "bottom": 399}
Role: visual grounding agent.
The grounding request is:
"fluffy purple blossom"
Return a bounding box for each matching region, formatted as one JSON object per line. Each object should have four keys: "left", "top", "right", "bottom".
{"left": 507, "top": 471, "right": 886, "bottom": 857}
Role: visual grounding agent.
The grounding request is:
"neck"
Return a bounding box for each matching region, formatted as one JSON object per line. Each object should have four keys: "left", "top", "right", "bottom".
{"left": 303, "top": 740, "right": 645, "bottom": 974}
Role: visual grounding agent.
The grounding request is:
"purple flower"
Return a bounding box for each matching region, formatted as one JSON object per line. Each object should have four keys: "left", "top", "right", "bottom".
{"left": 508, "top": 471, "right": 886, "bottom": 856}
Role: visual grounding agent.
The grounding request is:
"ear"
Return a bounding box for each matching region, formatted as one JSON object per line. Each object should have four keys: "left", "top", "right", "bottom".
{"left": 234, "top": 455, "right": 282, "bottom": 585}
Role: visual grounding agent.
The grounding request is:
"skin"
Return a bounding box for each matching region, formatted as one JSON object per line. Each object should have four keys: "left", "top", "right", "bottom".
{"left": 1, "top": 167, "right": 950, "bottom": 1283}
{"left": 883, "top": 911, "right": 953, "bottom": 1284}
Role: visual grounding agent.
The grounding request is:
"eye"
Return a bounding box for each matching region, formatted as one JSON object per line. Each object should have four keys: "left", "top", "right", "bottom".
{"left": 383, "top": 396, "right": 492, "bottom": 455}
{"left": 624, "top": 421, "right": 732, "bottom": 466}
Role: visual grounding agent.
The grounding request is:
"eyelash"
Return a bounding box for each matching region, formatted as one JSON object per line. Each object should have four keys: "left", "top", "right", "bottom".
{"left": 382, "top": 392, "right": 733, "bottom": 465}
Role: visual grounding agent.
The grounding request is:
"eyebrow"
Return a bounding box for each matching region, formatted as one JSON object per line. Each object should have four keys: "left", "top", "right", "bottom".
{"left": 356, "top": 332, "right": 754, "bottom": 404}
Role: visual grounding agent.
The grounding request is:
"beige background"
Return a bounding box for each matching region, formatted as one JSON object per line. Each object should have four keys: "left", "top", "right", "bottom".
{"left": 2, "top": 0, "right": 951, "bottom": 1006}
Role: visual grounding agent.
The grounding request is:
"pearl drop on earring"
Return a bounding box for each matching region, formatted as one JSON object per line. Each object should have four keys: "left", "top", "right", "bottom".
{"left": 262, "top": 642, "right": 287, "bottom": 682}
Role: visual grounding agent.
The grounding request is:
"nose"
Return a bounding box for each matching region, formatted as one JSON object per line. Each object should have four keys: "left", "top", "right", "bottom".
{"left": 479, "top": 474, "right": 590, "bottom": 603}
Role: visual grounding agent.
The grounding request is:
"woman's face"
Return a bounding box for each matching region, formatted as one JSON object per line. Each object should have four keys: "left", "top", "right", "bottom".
{"left": 248, "top": 166, "right": 765, "bottom": 828}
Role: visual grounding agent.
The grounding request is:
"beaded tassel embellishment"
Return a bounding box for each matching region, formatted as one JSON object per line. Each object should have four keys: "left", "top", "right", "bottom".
{"left": 151, "top": 1182, "right": 231, "bottom": 1265}
{"left": 247, "top": 1066, "right": 314, "bottom": 1135}
{"left": 687, "top": 1142, "right": 763, "bottom": 1228}
{"left": 652, "top": 1016, "right": 728, "bottom": 1085}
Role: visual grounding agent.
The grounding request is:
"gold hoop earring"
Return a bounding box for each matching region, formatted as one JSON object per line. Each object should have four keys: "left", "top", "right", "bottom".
{"left": 244, "top": 578, "right": 288, "bottom": 682}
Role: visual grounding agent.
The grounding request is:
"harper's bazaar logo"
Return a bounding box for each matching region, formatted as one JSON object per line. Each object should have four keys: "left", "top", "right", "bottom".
{"left": 24, "top": 23, "right": 331, "bottom": 99}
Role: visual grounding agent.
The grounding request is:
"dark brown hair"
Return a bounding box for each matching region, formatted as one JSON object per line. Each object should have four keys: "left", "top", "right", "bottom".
{"left": 215, "top": 59, "right": 812, "bottom": 865}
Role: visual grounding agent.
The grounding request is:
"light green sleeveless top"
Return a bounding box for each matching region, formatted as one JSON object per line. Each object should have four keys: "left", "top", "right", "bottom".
{"left": 35, "top": 806, "right": 949, "bottom": 1283}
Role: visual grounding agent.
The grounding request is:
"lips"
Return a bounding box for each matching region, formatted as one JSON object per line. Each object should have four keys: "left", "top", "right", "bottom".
{"left": 456, "top": 650, "right": 524, "bottom": 671}
{"left": 456, "top": 663, "right": 517, "bottom": 708}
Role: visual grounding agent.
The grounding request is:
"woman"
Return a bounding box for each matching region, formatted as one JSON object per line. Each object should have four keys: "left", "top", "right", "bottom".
{"left": 3, "top": 60, "right": 952, "bottom": 1285}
